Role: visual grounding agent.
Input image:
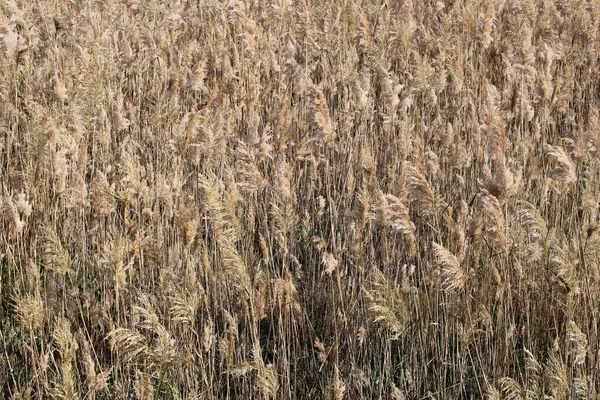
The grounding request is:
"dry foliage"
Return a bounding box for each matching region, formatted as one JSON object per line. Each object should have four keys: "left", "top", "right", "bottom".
{"left": 2, "top": 0, "right": 600, "bottom": 398}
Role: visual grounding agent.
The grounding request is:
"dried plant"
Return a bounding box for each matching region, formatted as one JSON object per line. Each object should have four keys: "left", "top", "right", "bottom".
{"left": 308, "top": 84, "right": 335, "bottom": 144}
{"left": 405, "top": 163, "right": 440, "bottom": 217}
{"left": 13, "top": 293, "right": 45, "bottom": 332}
{"left": 2, "top": 0, "right": 600, "bottom": 398}
{"left": 363, "top": 268, "right": 408, "bottom": 340}
{"left": 546, "top": 144, "right": 577, "bottom": 185}
{"left": 433, "top": 242, "right": 467, "bottom": 293}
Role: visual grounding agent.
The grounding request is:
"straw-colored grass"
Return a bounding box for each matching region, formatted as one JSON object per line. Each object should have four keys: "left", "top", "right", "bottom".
{"left": 2, "top": 0, "right": 600, "bottom": 398}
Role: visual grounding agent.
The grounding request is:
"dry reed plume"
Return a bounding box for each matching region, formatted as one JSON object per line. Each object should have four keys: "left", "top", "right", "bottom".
{"left": 2, "top": 0, "right": 600, "bottom": 398}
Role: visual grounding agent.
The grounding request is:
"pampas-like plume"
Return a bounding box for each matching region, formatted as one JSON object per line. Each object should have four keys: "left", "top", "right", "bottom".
{"left": 376, "top": 191, "right": 416, "bottom": 257}
{"left": 112, "top": 90, "right": 130, "bottom": 132}
{"left": 549, "top": 245, "right": 579, "bottom": 295}
{"left": 13, "top": 293, "right": 45, "bottom": 332}
{"left": 406, "top": 163, "right": 440, "bottom": 216}
{"left": 314, "top": 337, "right": 328, "bottom": 365}
{"left": 220, "top": 242, "right": 252, "bottom": 293}
{"left": 118, "top": 138, "right": 147, "bottom": 202}
{"left": 433, "top": 243, "right": 466, "bottom": 293}
{"left": 332, "top": 366, "right": 346, "bottom": 400}
{"left": 0, "top": 21, "right": 18, "bottom": 56}
{"left": 177, "top": 202, "right": 199, "bottom": 249}
{"left": 90, "top": 169, "right": 116, "bottom": 216}
{"left": 363, "top": 268, "right": 408, "bottom": 339}
{"left": 82, "top": 338, "right": 110, "bottom": 398}
{"left": 135, "top": 294, "right": 179, "bottom": 368}
{"left": 13, "top": 192, "right": 32, "bottom": 219}
{"left": 107, "top": 328, "right": 149, "bottom": 364}
{"left": 199, "top": 173, "right": 237, "bottom": 242}
{"left": 480, "top": 4, "right": 496, "bottom": 49}
{"left": 476, "top": 192, "right": 507, "bottom": 250}
{"left": 219, "top": 310, "right": 239, "bottom": 368}
{"left": 482, "top": 161, "right": 521, "bottom": 203}
{"left": 253, "top": 339, "right": 279, "bottom": 398}
{"left": 352, "top": 68, "right": 371, "bottom": 111}
{"left": 546, "top": 144, "right": 577, "bottom": 184}
{"left": 485, "top": 385, "right": 501, "bottom": 400}
{"left": 99, "top": 237, "right": 132, "bottom": 313}
{"left": 53, "top": 317, "right": 79, "bottom": 400}
{"left": 272, "top": 273, "right": 302, "bottom": 317}
{"left": 524, "top": 348, "right": 542, "bottom": 394}
{"left": 236, "top": 141, "right": 269, "bottom": 193}
{"left": 546, "top": 344, "right": 568, "bottom": 399}
{"left": 108, "top": 294, "right": 179, "bottom": 368}
{"left": 378, "top": 66, "right": 402, "bottom": 111}
{"left": 567, "top": 320, "right": 587, "bottom": 367}
{"left": 322, "top": 252, "right": 339, "bottom": 276}
{"left": 4, "top": 0, "right": 600, "bottom": 397}
{"left": 517, "top": 200, "right": 549, "bottom": 261}
{"left": 200, "top": 173, "right": 248, "bottom": 292}
{"left": 498, "top": 377, "right": 524, "bottom": 400}
{"left": 258, "top": 364, "right": 279, "bottom": 398}
{"left": 391, "top": 383, "right": 407, "bottom": 400}
{"left": 186, "top": 58, "right": 207, "bottom": 93}
{"left": 482, "top": 83, "right": 521, "bottom": 201}
{"left": 229, "top": 362, "right": 254, "bottom": 378}
{"left": 1, "top": 195, "right": 26, "bottom": 236}
{"left": 43, "top": 228, "right": 73, "bottom": 277}
{"left": 169, "top": 281, "right": 200, "bottom": 325}
{"left": 308, "top": 85, "right": 335, "bottom": 144}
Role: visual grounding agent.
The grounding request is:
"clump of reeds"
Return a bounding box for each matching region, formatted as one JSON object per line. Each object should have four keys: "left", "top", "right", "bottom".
{"left": 1, "top": 0, "right": 600, "bottom": 398}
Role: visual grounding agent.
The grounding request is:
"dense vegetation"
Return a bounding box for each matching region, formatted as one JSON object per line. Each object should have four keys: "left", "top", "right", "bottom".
{"left": 2, "top": 0, "right": 600, "bottom": 398}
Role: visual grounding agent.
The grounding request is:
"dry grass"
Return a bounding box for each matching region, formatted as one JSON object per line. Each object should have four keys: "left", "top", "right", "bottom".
{"left": 1, "top": 0, "right": 600, "bottom": 398}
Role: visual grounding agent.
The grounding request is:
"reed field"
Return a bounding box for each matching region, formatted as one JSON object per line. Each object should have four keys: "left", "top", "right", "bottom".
{"left": 2, "top": 0, "right": 600, "bottom": 398}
